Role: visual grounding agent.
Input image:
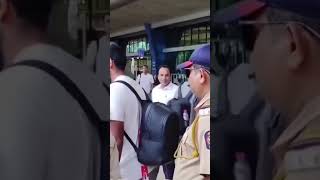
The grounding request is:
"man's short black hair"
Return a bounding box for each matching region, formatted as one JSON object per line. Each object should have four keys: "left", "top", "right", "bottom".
{"left": 158, "top": 65, "right": 171, "bottom": 74}
{"left": 11, "top": 0, "right": 54, "bottom": 30}
{"left": 110, "top": 42, "right": 127, "bottom": 71}
{"left": 143, "top": 65, "right": 148, "bottom": 68}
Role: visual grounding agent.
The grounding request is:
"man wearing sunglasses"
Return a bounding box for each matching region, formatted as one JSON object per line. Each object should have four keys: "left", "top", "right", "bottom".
{"left": 173, "top": 44, "right": 210, "bottom": 180}
{"left": 215, "top": 0, "right": 320, "bottom": 179}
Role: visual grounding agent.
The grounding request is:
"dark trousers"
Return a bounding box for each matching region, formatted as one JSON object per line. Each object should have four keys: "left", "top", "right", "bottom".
{"left": 163, "top": 161, "right": 175, "bottom": 179}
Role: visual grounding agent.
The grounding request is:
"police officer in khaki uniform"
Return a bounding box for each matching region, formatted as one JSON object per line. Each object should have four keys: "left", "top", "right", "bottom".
{"left": 215, "top": 0, "right": 320, "bottom": 179}
{"left": 272, "top": 100, "right": 320, "bottom": 180}
{"left": 173, "top": 44, "right": 211, "bottom": 180}
{"left": 110, "top": 133, "right": 121, "bottom": 180}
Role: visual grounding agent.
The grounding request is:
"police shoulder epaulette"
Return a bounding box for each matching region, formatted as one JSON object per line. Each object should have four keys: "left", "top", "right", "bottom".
{"left": 199, "top": 108, "right": 210, "bottom": 116}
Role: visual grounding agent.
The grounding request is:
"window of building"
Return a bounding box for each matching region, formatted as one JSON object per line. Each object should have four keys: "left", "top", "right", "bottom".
{"left": 179, "top": 24, "right": 210, "bottom": 47}
{"left": 192, "top": 27, "right": 199, "bottom": 44}
{"left": 125, "top": 37, "right": 152, "bottom": 76}
{"left": 176, "top": 50, "right": 193, "bottom": 67}
{"left": 126, "top": 37, "right": 150, "bottom": 54}
{"left": 176, "top": 24, "right": 210, "bottom": 67}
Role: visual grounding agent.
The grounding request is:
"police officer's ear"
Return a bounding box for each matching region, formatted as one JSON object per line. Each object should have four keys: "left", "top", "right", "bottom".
{"left": 0, "top": 0, "right": 13, "bottom": 22}
{"left": 199, "top": 69, "right": 208, "bottom": 84}
{"left": 0, "top": 0, "right": 9, "bottom": 22}
{"left": 110, "top": 58, "right": 113, "bottom": 68}
{"left": 286, "top": 22, "right": 309, "bottom": 71}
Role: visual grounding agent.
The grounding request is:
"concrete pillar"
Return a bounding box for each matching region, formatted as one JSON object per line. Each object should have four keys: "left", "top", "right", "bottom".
{"left": 48, "top": 0, "right": 78, "bottom": 56}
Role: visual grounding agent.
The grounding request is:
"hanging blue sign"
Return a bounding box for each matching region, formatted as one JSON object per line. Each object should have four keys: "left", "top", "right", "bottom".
{"left": 137, "top": 48, "right": 145, "bottom": 58}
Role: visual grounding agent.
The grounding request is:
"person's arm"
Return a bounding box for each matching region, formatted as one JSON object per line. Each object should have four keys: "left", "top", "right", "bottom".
{"left": 110, "top": 133, "right": 121, "bottom": 178}
{"left": 110, "top": 121, "right": 124, "bottom": 160}
{"left": 197, "top": 112, "right": 211, "bottom": 177}
{"left": 110, "top": 83, "right": 126, "bottom": 159}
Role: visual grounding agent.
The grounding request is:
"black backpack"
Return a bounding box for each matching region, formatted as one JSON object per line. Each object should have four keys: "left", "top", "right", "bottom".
{"left": 167, "top": 85, "right": 194, "bottom": 136}
{"left": 10, "top": 60, "right": 107, "bottom": 180}
{"left": 114, "top": 80, "right": 180, "bottom": 166}
{"left": 213, "top": 67, "right": 282, "bottom": 180}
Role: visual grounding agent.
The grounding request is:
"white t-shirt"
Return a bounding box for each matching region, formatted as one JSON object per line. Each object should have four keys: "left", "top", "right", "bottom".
{"left": 0, "top": 43, "right": 106, "bottom": 180}
{"left": 136, "top": 73, "right": 154, "bottom": 94}
{"left": 110, "top": 75, "right": 146, "bottom": 180}
{"left": 152, "top": 82, "right": 179, "bottom": 105}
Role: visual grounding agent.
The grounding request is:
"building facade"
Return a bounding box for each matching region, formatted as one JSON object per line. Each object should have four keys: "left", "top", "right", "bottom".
{"left": 111, "top": 0, "right": 210, "bottom": 82}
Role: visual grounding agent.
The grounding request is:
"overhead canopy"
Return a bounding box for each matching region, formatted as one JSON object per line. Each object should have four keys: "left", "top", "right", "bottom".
{"left": 110, "top": 0, "right": 138, "bottom": 10}
{"left": 110, "top": 0, "right": 210, "bottom": 37}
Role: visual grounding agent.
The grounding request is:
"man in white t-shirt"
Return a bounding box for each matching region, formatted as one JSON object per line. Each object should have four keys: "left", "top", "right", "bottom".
{"left": 110, "top": 43, "right": 156, "bottom": 180}
{"left": 0, "top": 1, "right": 106, "bottom": 180}
{"left": 152, "top": 65, "right": 178, "bottom": 105}
{"left": 110, "top": 133, "right": 121, "bottom": 180}
{"left": 151, "top": 65, "right": 178, "bottom": 180}
{"left": 136, "top": 65, "right": 154, "bottom": 94}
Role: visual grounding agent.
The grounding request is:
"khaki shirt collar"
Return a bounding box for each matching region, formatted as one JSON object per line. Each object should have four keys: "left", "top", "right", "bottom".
{"left": 195, "top": 92, "right": 210, "bottom": 112}
{"left": 272, "top": 96, "right": 320, "bottom": 151}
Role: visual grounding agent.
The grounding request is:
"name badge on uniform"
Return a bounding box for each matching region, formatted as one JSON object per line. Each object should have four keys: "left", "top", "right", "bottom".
{"left": 199, "top": 108, "right": 210, "bottom": 116}
{"left": 285, "top": 146, "right": 320, "bottom": 172}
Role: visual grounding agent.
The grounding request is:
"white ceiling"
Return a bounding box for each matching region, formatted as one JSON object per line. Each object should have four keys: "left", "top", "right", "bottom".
{"left": 110, "top": 0, "right": 210, "bottom": 35}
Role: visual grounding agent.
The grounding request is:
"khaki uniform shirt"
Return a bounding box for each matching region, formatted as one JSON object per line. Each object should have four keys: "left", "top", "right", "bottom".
{"left": 110, "top": 134, "right": 121, "bottom": 180}
{"left": 273, "top": 97, "right": 320, "bottom": 180}
{"left": 173, "top": 93, "right": 210, "bottom": 180}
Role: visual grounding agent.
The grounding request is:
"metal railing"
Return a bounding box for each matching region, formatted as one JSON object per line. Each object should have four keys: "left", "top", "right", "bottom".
{"left": 172, "top": 73, "right": 188, "bottom": 85}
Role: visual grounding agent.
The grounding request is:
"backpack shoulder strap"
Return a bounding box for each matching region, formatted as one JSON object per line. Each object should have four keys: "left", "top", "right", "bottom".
{"left": 124, "top": 131, "right": 139, "bottom": 153}
{"left": 113, "top": 80, "right": 146, "bottom": 152}
{"left": 114, "top": 80, "right": 150, "bottom": 102}
{"left": 114, "top": 80, "right": 143, "bottom": 103}
{"left": 9, "top": 60, "right": 107, "bottom": 180}
{"left": 185, "top": 90, "right": 193, "bottom": 100}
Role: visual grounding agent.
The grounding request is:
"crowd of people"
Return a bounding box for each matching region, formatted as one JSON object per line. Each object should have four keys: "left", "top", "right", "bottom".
{"left": 110, "top": 43, "right": 211, "bottom": 180}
